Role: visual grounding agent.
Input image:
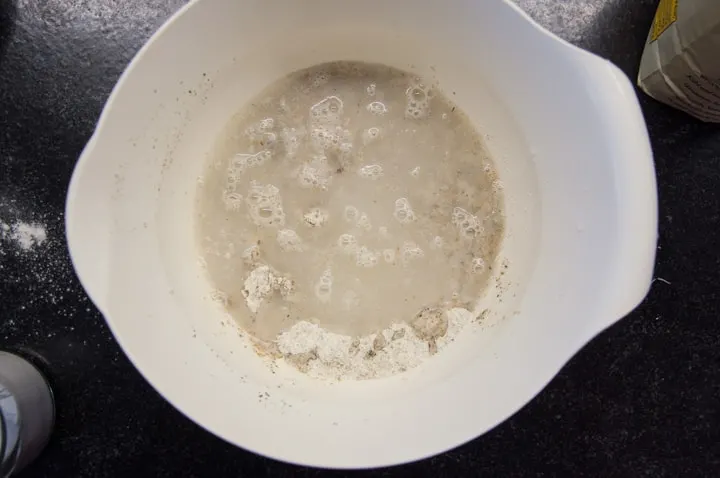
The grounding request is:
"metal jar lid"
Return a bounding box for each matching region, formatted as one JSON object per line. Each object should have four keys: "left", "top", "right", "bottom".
{"left": 0, "top": 352, "right": 55, "bottom": 477}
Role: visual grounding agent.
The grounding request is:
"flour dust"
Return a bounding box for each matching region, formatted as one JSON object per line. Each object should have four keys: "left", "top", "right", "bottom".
{"left": 0, "top": 221, "right": 47, "bottom": 251}
{"left": 195, "top": 61, "right": 504, "bottom": 380}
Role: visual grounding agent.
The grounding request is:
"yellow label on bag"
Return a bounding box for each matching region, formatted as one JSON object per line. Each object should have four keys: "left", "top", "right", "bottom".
{"left": 651, "top": 0, "right": 679, "bottom": 41}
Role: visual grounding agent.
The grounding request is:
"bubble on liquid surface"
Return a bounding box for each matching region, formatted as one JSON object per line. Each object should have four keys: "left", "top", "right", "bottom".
{"left": 222, "top": 191, "right": 244, "bottom": 211}
{"left": 277, "top": 229, "right": 303, "bottom": 252}
{"left": 310, "top": 96, "right": 344, "bottom": 125}
{"left": 311, "top": 71, "right": 330, "bottom": 88}
{"left": 281, "top": 127, "right": 305, "bottom": 158}
{"left": 362, "top": 127, "right": 381, "bottom": 145}
{"left": 357, "top": 213, "right": 372, "bottom": 231}
{"left": 358, "top": 164, "right": 384, "bottom": 180}
{"left": 310, "top": 125, "right": 352, "bottom": 154}
{"left": 297, "top": 155, "right": 333, "bottom": 190}
{"left": 245, "top": 181, "right": 285, "bottom": 228}
{"left": 244, "top": 118, "right": 278, "bottom": 147}
{"left": 337, "top": 233, "right": 358, "bottom": 254}
{"left": 430, "top": 236, "right": 444, "bottom": 250}
{"left": 470, "top": 257, "right": 486, "bottom": 274}
{"left": 242, "top": 245, "right": 260, "bottom": 265}
{"left": 355, "top": 246, "right": 380, "bottom": 268}
{"left": 401, "top": 241, "right": 424, "bottom": 265}
{"left": 367, "top": 101, "right": 388, "bottom": 115}
{"left": 394, "top": 198, "right": 416, "bottom": 224}
{"left": 303, "top": 208, "right": 329, "bottom": 228}
{"left": 229, "top": 150, "right": 271, "bottom": 175}
{"left": 314, "top": 268, "right": 333, "bottom": 303}
{"left": 452, "top": 207, "right": 483, "bottom": 239}
{"left": 343, "top": 205, "right": 360, "bottom": 224}
{"left": 404, "top": 81, "right": 434, "bottom": 120}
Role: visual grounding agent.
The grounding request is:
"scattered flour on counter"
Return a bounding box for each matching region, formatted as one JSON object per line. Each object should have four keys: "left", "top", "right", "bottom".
{"left": 0, "top": 221, "right": 47, "bottom": 251}
{"left": 0, "top": 211, "right": 95, "bottom": 340}
{"left": 275, "top": 307, "right": 473, "bottom": 380}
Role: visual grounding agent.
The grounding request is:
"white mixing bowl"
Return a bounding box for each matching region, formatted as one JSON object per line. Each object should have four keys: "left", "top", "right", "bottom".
{"left": 65, "top": 0, "right": 657, "bottom": 468}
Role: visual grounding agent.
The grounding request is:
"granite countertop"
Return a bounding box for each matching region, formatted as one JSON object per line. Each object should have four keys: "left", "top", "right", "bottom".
{"left": 1, "top": 0, "right": 719, "bottom": 476}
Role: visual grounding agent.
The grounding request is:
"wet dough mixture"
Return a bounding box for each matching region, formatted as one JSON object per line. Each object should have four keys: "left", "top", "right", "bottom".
{"left": 196, "top": 61, "right": 504, "bottom": 379}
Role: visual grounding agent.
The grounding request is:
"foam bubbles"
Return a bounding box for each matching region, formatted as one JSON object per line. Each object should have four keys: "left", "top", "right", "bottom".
{"left": 470, "top": 257, "right": 486, "bottom": 274}
{"left": 343, "top": 205, "right": 360, "bottom": 224}
{"left": 309, "top": 126, "right": 353, "bottom": 159}
{"left": 394, "top": 197, "right": 416, "bottom": 224}
{"left": 225, "top": 170, "right": 242, "bottom": 191}
{"left": 366, "top": 83, "right": 376, "bottom": 96}
{"left": 366, "top": 101, "right": 388, "bottom": 115}
{"left": 362, "top": 127, "right": 381, "bottom": 145}
{"left": 337, "top": 233, "right": 358, "bottom": 254}
{"left": 229, "top": 150, "right": 272, "bottom": 174}
{"left": 314, "top": 268, "right": 333, "bottom": 303}
{"left": 452, "top": 207, "right": 483, "bottom": 238}
{"left": 222, "top": 191, "right": 244, "bottom": 211}
{"left": 342, "top": 206, "right": 372, "bottom": 230}
{"left": 297, "top": 155, "right": 333, "bottom": 190}
{"left": 259, "top": 117, "right": 274, "bottom": 130}
{"left": 357, "top": 213, "right": 372, "bottom": 231}
{"left": 303, "top": 208, "right": 329, "bottom": 228}
{"left": 281, "top": 127, "right": 305, "bottom": 158}
{"left": 277, "top": 229, "right": 303, "bottom": 252}
{"left": 382, "top": 249, "right": 396, "bottom": 264}
{"left": 355, "top": 246, "right": 380, "bottom": 268}
{"left": 358, "top": 164, "right": 384, "bottom": 180}
{"left": 310, "top": 96, "right": 344, "bottom": 125}
{"left": 245, "top": 181, "right": 285, "bottom": 227}
{"left": 337, "top": 141, "right": 354, "bottom": 168}
{"left": 401, "top": 241, "right": 425, "bottom": 264}
{"left": 310, "top": 127, "right": 335, "bottom": 151}
{"left": 311, "top": 71, "right": 330, "bottom": 88}
{"left": 405, "top": 82, "right": 434, "bottom": 120}
{"left": 244, "top": 118, "right": 278, "bottom": 147}
{"left": 241, "top": 244, "right": 260, "bottom": 265}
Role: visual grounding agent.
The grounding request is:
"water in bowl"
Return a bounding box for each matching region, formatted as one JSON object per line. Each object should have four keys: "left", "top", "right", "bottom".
{"left": 195, "top": 61, "right": 504, "bottom": 379}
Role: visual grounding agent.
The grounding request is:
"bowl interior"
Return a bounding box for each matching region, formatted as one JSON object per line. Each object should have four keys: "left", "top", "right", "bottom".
{"left": 67, "top": 0, "right": 632, "bottom": 468}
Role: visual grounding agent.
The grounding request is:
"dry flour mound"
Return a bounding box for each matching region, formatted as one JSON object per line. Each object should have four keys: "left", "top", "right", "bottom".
{"left": 276, "top": 308, "right": 472, "bottom": 380}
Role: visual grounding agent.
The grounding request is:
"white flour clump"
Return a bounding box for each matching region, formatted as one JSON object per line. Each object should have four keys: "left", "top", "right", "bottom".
{"left": 276, "top": 308, "right": 473, "bottom": 380}
{"left": 0, "top": 221, "right": 47, "bottom": 251}
{"left": 242, "top": 265, "right": 294, "bottom": 313}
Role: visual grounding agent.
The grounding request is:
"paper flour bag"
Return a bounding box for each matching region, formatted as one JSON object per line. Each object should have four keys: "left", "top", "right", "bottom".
{"left": 638, "top": 0, "right": 720, "bottom": 122}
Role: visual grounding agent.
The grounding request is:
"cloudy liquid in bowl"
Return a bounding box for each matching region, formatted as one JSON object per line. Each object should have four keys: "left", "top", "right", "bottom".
{"left": 195, "top": 61, "right": 504, "bottom": 369}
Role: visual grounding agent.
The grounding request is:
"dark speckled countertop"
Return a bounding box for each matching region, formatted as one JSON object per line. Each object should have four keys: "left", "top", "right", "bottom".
{"left": 1, "top": 0, "right": 719, "bottom": 476}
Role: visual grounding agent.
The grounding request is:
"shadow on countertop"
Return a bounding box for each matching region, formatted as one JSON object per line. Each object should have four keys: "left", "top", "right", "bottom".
{"left": 0, "top": 0, "right": 17, "bottom": 62}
